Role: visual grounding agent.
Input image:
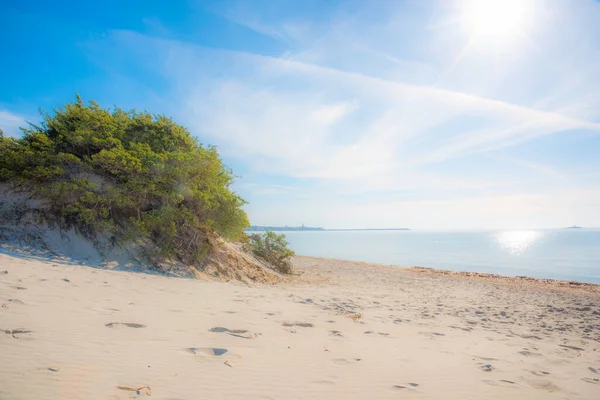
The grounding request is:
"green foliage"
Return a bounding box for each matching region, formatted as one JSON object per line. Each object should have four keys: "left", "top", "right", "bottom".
{"left": 0, "top": 98, "right": 250, "bottom": 263}
{"left": 248, "top": 231, "right": 295, "bottom": 274}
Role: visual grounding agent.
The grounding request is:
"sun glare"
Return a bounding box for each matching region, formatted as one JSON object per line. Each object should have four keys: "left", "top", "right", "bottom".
{"left": 495, "top": 230, "right": 541, "bottom": 255}
{"left": 461, "top": 0, "right": 534, "bottom": 39}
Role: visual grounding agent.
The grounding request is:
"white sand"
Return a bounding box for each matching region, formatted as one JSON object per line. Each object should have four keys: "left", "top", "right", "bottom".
{"left": 1, "top": 252, "right": 599, "bottom": 399}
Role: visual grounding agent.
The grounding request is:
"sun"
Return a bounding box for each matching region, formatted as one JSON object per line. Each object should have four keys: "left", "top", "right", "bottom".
{"left": 460, "top": 0, "right": 535, "bottom": 39}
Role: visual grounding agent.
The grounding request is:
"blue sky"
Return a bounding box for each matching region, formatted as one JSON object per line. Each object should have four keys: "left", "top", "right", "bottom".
{"left": 1, "top": 0, "right": 600, "bottom": 229}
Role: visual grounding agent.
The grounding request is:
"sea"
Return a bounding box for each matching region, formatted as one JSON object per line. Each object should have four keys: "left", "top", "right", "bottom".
{"left": 262, "top": 229, "right": 600, "bottom": 284}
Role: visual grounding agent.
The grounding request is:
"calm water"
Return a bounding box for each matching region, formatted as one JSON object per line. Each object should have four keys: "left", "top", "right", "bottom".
{"left": 273, "top": 229, "right": 600, "bottom": 284}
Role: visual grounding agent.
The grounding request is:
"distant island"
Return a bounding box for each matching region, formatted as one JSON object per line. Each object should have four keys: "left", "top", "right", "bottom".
{"left": 566, "top": 225, "right": 582, "bottom": 229}
{"left": 246, "top": 225, "right": 325, "bottom": 232}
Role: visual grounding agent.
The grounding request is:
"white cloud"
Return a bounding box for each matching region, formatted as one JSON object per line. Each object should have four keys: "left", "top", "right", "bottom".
{"left": 177, "top": 49, "right": 600, "bottom": 179}
{"left": 100, "top": 0, "right": 600, "bottom": 227}
{"left": 0, "top": 110, "right": 26, "bottom": 138}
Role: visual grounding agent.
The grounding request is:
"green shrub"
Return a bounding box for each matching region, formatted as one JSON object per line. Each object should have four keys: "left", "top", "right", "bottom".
{"left": 248, "top": 231, "right": 295, "bottom": 274}
{"left": 0, "top": 96, "right": 250, "bottom": 264}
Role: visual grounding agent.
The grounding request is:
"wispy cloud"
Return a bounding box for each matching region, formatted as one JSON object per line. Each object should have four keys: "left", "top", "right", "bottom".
{"left": 84, "top": 0, "right": 600, "bottom": 227}
{"left": 0, "top": 110, "right": 26, "bottom": 138}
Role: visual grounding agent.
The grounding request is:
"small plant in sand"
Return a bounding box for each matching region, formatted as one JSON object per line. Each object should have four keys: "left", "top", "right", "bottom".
{"left": 248, "top": 231, "right": 295, "bottom": 274}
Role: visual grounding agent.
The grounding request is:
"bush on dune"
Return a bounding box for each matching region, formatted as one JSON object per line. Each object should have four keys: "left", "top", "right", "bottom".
{"left": 0, "top": 96, "right": 250, "bottom": 265}
{"left": 248, "top": 231, "right": 295, "bottom": 274}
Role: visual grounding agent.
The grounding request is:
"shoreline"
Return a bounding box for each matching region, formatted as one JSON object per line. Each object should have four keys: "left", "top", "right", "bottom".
{"left": 292, "top": 255, "right": 600, "bottom": 295}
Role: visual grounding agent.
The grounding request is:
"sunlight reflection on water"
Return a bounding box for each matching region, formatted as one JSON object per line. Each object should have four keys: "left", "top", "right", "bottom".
{"left": 495, "top": 230, "right": 542, "bottom": 255}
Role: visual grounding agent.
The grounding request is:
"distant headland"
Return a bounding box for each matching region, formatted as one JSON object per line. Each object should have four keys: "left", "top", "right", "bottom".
{"left": 246, "top": 225, "right": 325, "bottom": 232}
{"left": 245, "top": 226, "right": 410, "bottom": 232}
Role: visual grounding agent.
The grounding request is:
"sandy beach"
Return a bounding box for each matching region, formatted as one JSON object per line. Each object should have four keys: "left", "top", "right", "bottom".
{"left": 1, "top": 252, "right": 599, "bottom": 399}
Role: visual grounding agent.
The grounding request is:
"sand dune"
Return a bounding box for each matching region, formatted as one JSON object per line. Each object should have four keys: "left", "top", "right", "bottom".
{"left": 1, "top": 252, "right": 599, "bottom": 399}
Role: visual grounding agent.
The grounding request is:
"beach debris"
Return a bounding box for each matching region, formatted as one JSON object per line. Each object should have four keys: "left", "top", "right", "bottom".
{"left": 105, "top": 322, "right": 146, "bottom": 328}
{"left": 48, "top": 366, "right": 60, "bottom": 372}
{"left": 329, "top": 330, "right": 344, "bottom": 337}
{"left": 3, "top": 329, "right": 32, "bottom": 338}
{"left": 348, "top": 312, "right": 363, "bottom": 322}
{"left": 12, "top": 286, "right": 27, "bottom": 290}
{"left": 481, "top": 364, "right": 494, "bottom": 372}
{"left": 117, "top": 385, "right": 152, "bottom": 395}
{"left": 224, "top": 360, "right": 233, "bottom": 368}
{"left": 281, "top": 322, "right": 314, "bottom": 328}
{"left": 0, "top": 270, "right": 8, "bottom": 275}
{"left": 324, "top": 347, "right": 330, "bottom": 352}
{"left": 62, "top": 278, "right": 70, "bottom": 283}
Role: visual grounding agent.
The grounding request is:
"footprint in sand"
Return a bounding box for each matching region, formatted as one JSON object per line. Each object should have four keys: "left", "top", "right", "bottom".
{"left": 483, "top": 380, "right": 516, "bottom": 387}
{"left": 529, "top": 371, "right": 551, "bottom": 376}
{"left": 523, "top": 379, "right": 561, "bottom": 392}
{"left": 333, "top": 358, "right": 362, "bottom": 365}
{"left": 314, "top": 380, "right": 336, "bottom": 386}
{"left": 559, "top": 344, "right": 585, "bottom": 351}
{"left": 449, "top": 325, "right": 473, "bottom": 332}
{"left": 210, "top": 327, "right": 259, "bottom": 339}
{"left": 11, "top": 286, "right": 27, "bottom": 290}
{"left": 363, "top": 331, "right": 390, "bottom": 336}
{"left": 184, "top": 347, "right": 228, "bottom": 357}
{"left": 210, "top": 327, "right": 248, "bottom": 334}
{"left": 581, "top": 377, "right": 600, "bottom": 385}
{"left": 393, "top": 383, "right": 419, "bottom": 390}
{"left": 519, "top": 350, "right": 543, "bottom": 357}
{"left": 589, "top": 367, "right": 599, "bottom": 374}
{"left": 419, "top": 331, "right": 446, "bottom": 337}
{"left": 329, "top": 330, "right": 344, "bottom": 337}
{"left": 105, "top": 322, "right": 146, "bottom": 328}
